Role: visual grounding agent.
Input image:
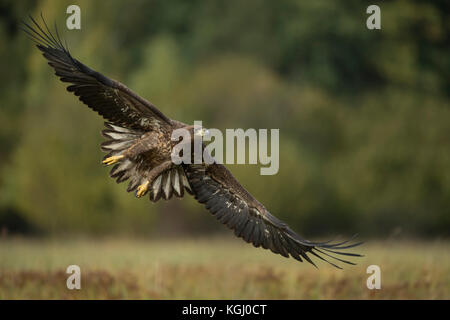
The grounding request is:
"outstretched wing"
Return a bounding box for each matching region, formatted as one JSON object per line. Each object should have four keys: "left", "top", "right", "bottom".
{"left": 22, "top": 15, "right": 172, "bottom": 131}
{"left": 185, "top": 163, "right": 362, "bottom": 268}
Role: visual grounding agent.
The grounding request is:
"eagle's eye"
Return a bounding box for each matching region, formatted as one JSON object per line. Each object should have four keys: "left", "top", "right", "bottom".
{"left": 194, "top": 127, "right": 210, "bottom": 137}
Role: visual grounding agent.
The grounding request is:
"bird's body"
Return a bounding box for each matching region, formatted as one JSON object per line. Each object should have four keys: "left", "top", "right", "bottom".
{"left": 22, "top": 16, "right": 362, "bottom": 268}
{"left": 101, "top": 122, "right": 191, "bottom": 200}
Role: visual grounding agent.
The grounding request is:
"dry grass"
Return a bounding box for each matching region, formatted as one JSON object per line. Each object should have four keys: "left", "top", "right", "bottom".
{"left": 0, "top": 237, "right": 448, "bottom": 299}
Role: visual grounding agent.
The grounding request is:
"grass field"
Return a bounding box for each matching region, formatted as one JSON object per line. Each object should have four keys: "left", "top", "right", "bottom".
{"left": 0, "top": 236, "right": 448, "bottom": 299}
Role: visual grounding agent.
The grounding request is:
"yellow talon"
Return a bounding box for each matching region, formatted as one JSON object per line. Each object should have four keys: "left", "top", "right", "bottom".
{"left": 136, "top": 180, "right": 150, "bottom": 198}
{"left": 102, "top": 155, "right": 124, "bottom": 166}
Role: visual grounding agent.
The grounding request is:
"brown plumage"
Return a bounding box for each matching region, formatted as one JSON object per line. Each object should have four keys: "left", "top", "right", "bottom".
{"left": 22, "top": 16, "right": 362, "bottom": 268}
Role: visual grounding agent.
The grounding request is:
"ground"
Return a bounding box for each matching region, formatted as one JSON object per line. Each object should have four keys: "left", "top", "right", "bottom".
{"left": 0, "top": 236, "right": 448, "bottom": 299}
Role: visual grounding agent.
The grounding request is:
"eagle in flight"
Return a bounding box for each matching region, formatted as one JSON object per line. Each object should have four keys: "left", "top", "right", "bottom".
{"left": 22, "top": 16, "right": 362, "bottom": 268}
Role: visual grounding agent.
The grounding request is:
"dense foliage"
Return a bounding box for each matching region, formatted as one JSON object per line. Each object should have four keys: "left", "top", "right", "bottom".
{"left": 0, "top": 0, "right": 449, "bottom": 237}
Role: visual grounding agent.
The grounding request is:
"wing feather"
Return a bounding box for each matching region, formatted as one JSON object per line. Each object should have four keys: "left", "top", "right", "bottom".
{"left": 185, "top": 163, "right": 362, "bottom": 268}
{"left": 22, "top": 16, "right": 172, "bottom": 131}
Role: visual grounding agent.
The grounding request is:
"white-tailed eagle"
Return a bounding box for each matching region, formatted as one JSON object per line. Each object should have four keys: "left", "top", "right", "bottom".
{"left": 22, "top": 16, "right": 362, "bottom": 268}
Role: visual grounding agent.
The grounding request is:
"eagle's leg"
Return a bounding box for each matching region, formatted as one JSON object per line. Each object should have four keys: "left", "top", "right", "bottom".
{"left": 102, "top": 131, "right": 159, "bottom": 166}
{"left": 136, "top": 160, "right": 173, "bottom": 198}
{"left": 136, "top": 180, "right": 150, "bottom": 198}
{"left": 102, "top": 154, "right": 124, "bottom": 165}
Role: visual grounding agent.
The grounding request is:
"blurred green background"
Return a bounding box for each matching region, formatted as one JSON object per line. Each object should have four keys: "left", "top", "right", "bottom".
{"left": 0, "top": 0, "right": 449, "bottom": 239}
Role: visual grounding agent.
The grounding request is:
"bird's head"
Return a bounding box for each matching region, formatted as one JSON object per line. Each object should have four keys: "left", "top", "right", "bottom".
{"left": 180, "top": 124, "right": 211, "bottom": 141}
{"left": 194, "top": 126, "right": 210, "bottom": 138}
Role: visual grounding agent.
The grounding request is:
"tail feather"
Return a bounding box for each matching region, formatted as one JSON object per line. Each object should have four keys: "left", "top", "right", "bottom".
{"left": 101, "top": 122, "right": 192, "bottom": 201}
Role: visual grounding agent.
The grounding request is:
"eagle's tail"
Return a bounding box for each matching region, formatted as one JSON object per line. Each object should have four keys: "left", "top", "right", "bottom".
{"left": 101, "top": 122, "right": 142, "bottom": 163}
